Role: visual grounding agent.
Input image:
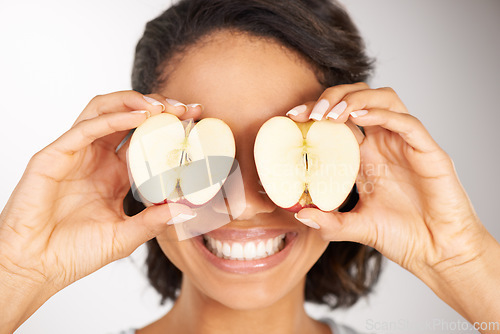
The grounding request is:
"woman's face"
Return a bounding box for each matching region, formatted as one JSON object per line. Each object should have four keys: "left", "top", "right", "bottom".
{"left": 156, "top": 31, "right": 329, "bottom": 310}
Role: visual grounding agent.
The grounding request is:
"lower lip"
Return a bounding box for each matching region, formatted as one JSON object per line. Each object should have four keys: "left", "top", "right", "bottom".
{"left": 192, "top": 232, "right": 298, "bottom": 274}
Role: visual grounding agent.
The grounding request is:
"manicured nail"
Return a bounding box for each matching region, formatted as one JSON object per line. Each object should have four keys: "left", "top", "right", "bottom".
{"left": 294, "top": 213, "right": 320, "bottom": 229}
{"left": 350, "top": 110, "right": 368, "bottom": 118}
{"left": 130, "top": 110, "right": 150, "bottom": 117}
{"left": 166, "top": 98, "right": 188, "bottom": 113}
{"left": 309, "top": 99, "right": 330, "bottom": 121}
{"left": 286, "top": 104, "right": 307, "bottom": 116}
{"left": 143, "top": 96, "right": 165, "bottom": 111}
{"left": 166, "top": 98, "right": 185, "bottom": 107}
{"left": 167, "top": 212, "right": 197, "bottom": 225}
{"left": 187, "top": 103, "right": 202, "bottom": 109}
{"left": 326, "top": 101, "right": 347, "bottom": 120}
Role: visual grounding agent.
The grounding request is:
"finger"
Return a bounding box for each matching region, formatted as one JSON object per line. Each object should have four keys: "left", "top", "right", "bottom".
{"left": 285, "top": 102, "right": 315, "bottom": 122}
{"left": 158, "top": 95, "right": 189, "bottom": 116}
{"left": 326, "top": 87, "right": 409, "bottom": 123}
{"left": 34, "top": 111, "right": 149, "bottom": 181}
{"left": 345, "top": 119, "right": 365, "bottom": 145}
{"left": 182, "top": 103, "right": 204, "bottom": 121}
{"left": 97, "top": 94, "right": 171, "bottom": 151}
{"left": 113, "top": 101, "right": 204, "bottom": 162}
{"left": 75, "top": 92, "right": 198, "bottom": 151}
{"left": 285, "top": 82, "right": 369, "bottom": 122}
{"left": 285, "top": 102, "right": 365, "bottom": 151}
{"left": 349, "top": 108, "right": 441, "bottom": 153}
{"left": 146, "top": 94, "right": 204, "bottom": 119}
{"left": 285, "top": 100, "right": 365, "bottom": 144}
{"left": 72, "top": 91, "right": 166, "bottom": 126}
{"left": 115, "top": 203, "right": 196, "bottom": 257}
{"left": 295, "top": 208, "right": 377, "bottom": 247}
{"left": 49, "top": 110, "right": 151, "bottom": 157}
{"left": 99, "top": 128, "right": 135, "bottom": 155}
{"left": 306, "top": 82, "right": 370, "bottom": 121}
{"left": 132, "top": 93, "right": 202, "bottom": 119}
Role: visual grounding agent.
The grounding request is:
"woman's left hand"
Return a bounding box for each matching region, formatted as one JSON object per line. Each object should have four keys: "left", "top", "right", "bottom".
{"left": 288, "top": 82, "right": 500, "bottom": 327}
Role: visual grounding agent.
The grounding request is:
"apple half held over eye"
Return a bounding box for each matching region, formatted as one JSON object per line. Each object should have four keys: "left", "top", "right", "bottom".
{"left": 254, "top": 116, "right": 360, "bottom": 212}
{"left": 126, "top": 113, "right": 236, "bottom": 207}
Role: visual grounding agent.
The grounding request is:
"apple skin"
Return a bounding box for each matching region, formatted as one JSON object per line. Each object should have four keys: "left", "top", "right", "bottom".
{"left": 280, "top": 190, "right": 320, "bottom": 213}
{"left": 283, "top": 187, "right": 356, "bottom": 213}
{"left": 153, "top": 192, "right": 324, "bottom": 213}
{"left": 151, "top": 197, "right": 204, "bottom": 209}
{"left": 284, "top": 202, "right": 318, "bottom": 213}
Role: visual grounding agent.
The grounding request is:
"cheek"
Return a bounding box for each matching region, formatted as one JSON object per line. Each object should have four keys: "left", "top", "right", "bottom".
{"left": 155, "top": 229, "right": 192, "bottom": 274}
{"left": 309, "top": 231, "right": 330, "bottom": 256}
{"left": 300, "top": 229, "right": 330, "bottom": 273}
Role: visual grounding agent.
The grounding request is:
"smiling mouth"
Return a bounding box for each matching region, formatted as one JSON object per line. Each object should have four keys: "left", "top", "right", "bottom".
{"left": 202, "top": 233, "right": 288, "bottom": 261}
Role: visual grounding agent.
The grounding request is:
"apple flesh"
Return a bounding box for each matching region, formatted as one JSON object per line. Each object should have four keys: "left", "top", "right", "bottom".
{"left": 127, "top": 113, "right": 236, "bottom": 207}
{"left": 254, "top": 116, "right": 360, "bottom": 212}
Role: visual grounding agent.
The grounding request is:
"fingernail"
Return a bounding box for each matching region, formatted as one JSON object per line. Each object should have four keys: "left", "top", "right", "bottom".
{"left": 309, "top": 99, "right": 330, "bottom": 121}
{"left": 187, "top": 103, "right": 204, "bottom": 111}
{"left": 326, "top": 101, "right": 347, "bottom": 120}
{"left": 286, "top": 104, "right": 307, "bottom": 117}
{"left": 350, "top": 110, "right": 368, "bottom": 118}
{"left": 167, "top": 210, "right": 197, "bottom": 225}
{"left": 143, "top": 96, "right": 165, "bottom": 111}
{"left": 294, "top": 213, "right": 320, "bottom": 229}
{"left": 130, "top": 110, "right": 150, "bottom": 117}
{"left": 166, "top": 98, "right": 187, "bottom": 108}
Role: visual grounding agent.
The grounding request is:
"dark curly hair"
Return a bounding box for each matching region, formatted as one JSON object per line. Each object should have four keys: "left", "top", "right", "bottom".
{"left": 124, "top": 0, "right": 383, "bottom": 309}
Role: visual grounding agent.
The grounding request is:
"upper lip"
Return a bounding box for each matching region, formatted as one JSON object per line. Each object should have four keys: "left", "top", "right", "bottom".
{"left": 203, "top": 228, "right": 296, "bottom": 242}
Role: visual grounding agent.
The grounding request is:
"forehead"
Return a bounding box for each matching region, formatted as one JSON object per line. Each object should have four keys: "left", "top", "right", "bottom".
{"left": 159, "top": 30, "right": 323, "bottom": 129}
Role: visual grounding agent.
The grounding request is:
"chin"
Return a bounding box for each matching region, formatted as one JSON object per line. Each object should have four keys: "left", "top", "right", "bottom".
{"left": 196, "top": 278, "right": 292, "bottom": 310}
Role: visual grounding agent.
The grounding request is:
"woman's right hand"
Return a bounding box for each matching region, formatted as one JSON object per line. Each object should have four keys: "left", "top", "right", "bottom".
{"left": 0, "top": 91, "right": 200, "bottom": 298}
{"left": 289, "top": 83, "right": 500, "bottom": 329}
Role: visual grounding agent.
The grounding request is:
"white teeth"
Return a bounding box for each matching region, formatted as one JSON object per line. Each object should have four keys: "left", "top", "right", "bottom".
{"left": 256, "top": 241, "right": 266, "bottom": 258}
{"left": 265, "top": 239, "right": 273, "bottom": 255}
{"left": 244, "top": 242, "right": 257, "bottom": 260}
{"left": 203, "top": 234, "right": 287, "bottom": 261}
{"left": 273, "top": 236, "right": 279, "bottom": 250}
{"left": 222, "top": 243, "right": 231, "bottom": 257}
{"left": 215, "top": 240, "right": 223, "bottom": 257}
{"left": 231, "top": 243, "right": 244, "bottom": 260}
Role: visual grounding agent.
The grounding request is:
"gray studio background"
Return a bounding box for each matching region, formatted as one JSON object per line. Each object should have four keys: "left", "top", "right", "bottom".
{"left": 0, "top": 0, "right": 499, "bottom": 333}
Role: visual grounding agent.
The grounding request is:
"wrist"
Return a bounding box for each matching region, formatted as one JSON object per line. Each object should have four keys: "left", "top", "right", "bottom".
{"left": 0, "top": 261, "right": 56, "bottom": 333}
{"left": 420, "top": 228, "right": 500, "bottom": 327}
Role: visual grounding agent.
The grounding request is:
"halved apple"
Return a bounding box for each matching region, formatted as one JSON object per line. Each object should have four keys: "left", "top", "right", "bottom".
{"left": 126, "top": 113, "right": 236, "bottom": 207}
{"left": 254, "top": 116, "right": 360, "bottom": 212}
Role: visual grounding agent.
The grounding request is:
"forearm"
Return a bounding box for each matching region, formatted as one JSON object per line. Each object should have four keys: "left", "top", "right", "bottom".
{"left": 421, "top": 231, "right": 500, "bottom": 334}
{"left": 0, "top": 267, "right": 54, "bottom": 334}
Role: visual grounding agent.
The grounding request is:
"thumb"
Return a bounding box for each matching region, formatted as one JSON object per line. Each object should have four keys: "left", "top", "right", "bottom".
{"left": 295, "top": 208, "right": 376, "bottom": 247}
{"left": 115, "top": 203, "right": 196, "bottom": 255}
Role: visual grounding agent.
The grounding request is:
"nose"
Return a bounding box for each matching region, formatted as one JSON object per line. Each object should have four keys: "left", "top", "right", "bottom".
{"left": 235, "top": 166, "right": 276, "bottom": 220}
{"left": 231, "top": 138, "right": 276, "bottom": 220}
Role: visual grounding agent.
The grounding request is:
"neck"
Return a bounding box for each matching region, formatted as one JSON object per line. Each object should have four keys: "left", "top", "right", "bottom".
{"left": 147, "top": 277, "right": 329, "bottom": 334}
